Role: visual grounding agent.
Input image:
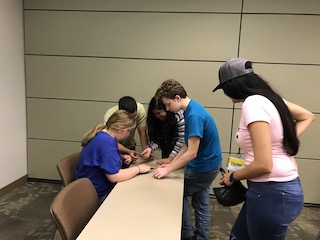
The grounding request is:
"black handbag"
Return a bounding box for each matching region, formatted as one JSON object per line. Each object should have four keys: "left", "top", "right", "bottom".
{"left": 213, "top": 180, "right": 247, "bottom": 207}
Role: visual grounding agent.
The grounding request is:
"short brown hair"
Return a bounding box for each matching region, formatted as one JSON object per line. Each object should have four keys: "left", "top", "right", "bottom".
{"left": 155, "top": 79, "right": 187, "bottom": 99}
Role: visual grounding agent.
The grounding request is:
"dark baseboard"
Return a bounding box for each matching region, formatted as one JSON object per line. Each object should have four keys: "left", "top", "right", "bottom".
{"left": 28, "top": 178, "right": 62, "bottom": 185}
{"left": 303, "top": 202, "right": 320, "bottom": 208}
{"left": 0, "top": 175, "right": 28, "bottom": 198}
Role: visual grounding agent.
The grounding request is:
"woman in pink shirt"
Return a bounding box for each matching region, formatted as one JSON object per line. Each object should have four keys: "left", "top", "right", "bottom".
{"left": 212, "top": 58, "right": 315, "bottom": 240}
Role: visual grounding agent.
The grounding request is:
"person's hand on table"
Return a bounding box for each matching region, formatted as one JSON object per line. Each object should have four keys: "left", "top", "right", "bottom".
{"left": 122, "top": 154, "right": 132, "bottom": 166}
{"left": 156, "top": 157, "right": 172, "bottom": 165}
{"left": 153, "top": 164, "right": 171, "bottom": 179}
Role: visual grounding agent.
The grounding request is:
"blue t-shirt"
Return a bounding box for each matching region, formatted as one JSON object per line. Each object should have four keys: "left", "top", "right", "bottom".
{"left": 76, "top": 132, "right": 122, "bottom": 198}
{"left": 184, "top": 100, "right": 222, "bottom": 172}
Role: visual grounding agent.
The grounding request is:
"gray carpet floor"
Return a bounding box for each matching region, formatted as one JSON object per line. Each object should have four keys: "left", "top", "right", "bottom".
{"left": 0, "top": 181, "right": 319, "bottom": 240}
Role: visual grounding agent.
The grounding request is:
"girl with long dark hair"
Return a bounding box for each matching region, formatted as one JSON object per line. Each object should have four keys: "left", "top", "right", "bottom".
{"left": 141, "top": 97, "right": 185, "bottom": 164}
{"left": 213, "top": 58, "right": 315, "bottom": 240}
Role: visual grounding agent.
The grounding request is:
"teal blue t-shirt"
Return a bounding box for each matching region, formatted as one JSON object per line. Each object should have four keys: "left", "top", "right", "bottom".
{"left": 184, "top": 100, "right": 222, "bottom": 172}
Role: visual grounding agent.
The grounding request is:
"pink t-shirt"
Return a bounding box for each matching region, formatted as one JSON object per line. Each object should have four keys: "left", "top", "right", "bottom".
{"left": 235, "top": 95, "right": 298, "bottom": 182}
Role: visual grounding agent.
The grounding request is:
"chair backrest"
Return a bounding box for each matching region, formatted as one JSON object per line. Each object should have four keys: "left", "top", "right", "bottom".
{"left": 57, "top": 152, "right": 81, "bottom": 187}
{"left": 50, "top": 178, "right": 99, "bottom": 240}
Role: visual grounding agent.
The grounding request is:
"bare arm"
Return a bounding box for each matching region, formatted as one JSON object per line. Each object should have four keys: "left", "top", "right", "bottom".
{"left": 169, "top": 137, "right": 199, "bottom": 171}
{"left": 286, "top": 101, "right": 315, "bottom": 137}
{"left": 106, "top": 164, "right": 151, "bottom": 183}
{"left": 157, "top": 143, "right": 187, "bottom": 165}
{"left": 153, "top": 137, "right": 199, "bottom": 179}
{"left": 137, "top": 126, "right": 148, "bottom": 151}
{"left": 173, "top": 142, "right": 188, "bottom": 159}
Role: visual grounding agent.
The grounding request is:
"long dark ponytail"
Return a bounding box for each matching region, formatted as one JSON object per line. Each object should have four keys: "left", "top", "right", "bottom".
{"left": 222, "top": 72, "right": 299, "bottom": 156}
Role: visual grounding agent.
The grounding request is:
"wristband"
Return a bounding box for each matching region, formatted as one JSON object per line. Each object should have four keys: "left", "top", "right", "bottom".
{"left": 147, "top": 142, "right": 158, "bottom": 153}
{"left": 136, "top": 165, "right": 141, "bottom": 174}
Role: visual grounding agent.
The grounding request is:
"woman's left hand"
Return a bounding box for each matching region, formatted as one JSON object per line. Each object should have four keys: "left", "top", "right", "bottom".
{"left": 220, "top": 172, "right": 233, "bottom": 186}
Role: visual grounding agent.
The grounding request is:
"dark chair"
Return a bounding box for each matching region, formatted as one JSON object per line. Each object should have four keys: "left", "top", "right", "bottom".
{"left": 57, "top": 152, "right": 80, "bottom": 187}
{"left": 50, "top": 178, "right": 99, "bottom": 240}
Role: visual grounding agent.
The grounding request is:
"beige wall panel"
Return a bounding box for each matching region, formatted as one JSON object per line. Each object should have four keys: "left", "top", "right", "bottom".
{"left": 25, "top": 0, "right": 242, "bottom": 12}
{"left": 26, "top": 55, "right": 234, "bottom": 108}
{"left": 27, "top": 98, "right": 115, "bottom": 141}
{"left": 179, "top": 73, "right": 234, "bottom": 109}
{"left": 206, "top": 108, "right": 233, "bottom": 155}
{"left": 240, "top": 15, "right": 320, "bottom": 64}
{"left": 244, "top": 0, "right": 320, "bottom": 14}
{"left": 296, "top": 158, "right": 320, "bottom": 204}
{"left": 25, "top": 11, "right": 240, "bottom": 60}
{"left": 28, "top": 139, "right": 81, "bottom": 180}
{"left": 252, "top": 64, "right": 319, "bottom": 113}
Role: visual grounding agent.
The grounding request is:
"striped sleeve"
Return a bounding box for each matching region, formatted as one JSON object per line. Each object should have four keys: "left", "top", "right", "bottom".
{"left": 169, "top": 110, "right": 185, "bottom": 158}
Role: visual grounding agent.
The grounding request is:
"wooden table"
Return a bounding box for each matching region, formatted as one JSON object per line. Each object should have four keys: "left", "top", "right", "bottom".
{"left": 77, "top": 161, "right": 185, "bottom": 240}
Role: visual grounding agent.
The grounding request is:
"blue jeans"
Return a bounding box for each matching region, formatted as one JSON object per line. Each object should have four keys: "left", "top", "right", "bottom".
{"left": 230, "top": 177, "right": 304, "bottom": 240}
{"left": 182, "top": 167, "right": 220, "bottom": 240}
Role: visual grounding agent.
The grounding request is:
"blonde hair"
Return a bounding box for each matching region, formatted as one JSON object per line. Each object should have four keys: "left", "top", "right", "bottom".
{"left": 81, "top": 123, "right": 105, "bottom": 146}
{"left": 81, "top": 110, "right": 136, "bottom": 146}
{"left": 81, "top": 110, "right": 136, "bottom": 147}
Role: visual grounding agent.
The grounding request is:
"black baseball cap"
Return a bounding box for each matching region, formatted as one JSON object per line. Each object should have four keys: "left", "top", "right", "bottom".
{"left": 212, "top": 58, "right": 253, "bottom": 92}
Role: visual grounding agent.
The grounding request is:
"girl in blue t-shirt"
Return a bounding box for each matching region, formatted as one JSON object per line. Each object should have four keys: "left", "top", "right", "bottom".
{"left": 76, "top": 110, "right": 151, "bottom": 204}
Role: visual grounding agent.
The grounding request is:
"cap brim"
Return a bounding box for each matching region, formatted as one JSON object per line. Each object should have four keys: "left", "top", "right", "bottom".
{"left": 212, "top": 84, "right": 222, "bottom": 92}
